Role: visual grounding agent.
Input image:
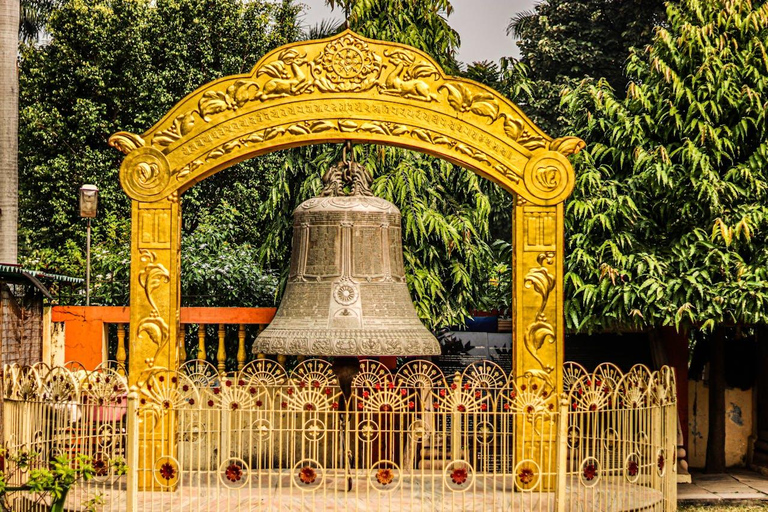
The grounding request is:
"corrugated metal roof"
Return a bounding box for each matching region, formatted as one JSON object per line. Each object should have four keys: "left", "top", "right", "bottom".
{"left": 0, "top": 264, "right": 84, "bottom": 284}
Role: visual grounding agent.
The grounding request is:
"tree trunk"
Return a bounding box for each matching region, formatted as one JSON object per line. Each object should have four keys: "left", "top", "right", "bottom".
{"left": 705, "top": 326, "right": 727, "bottom": 472}
{"left": 0, "top": 0, "right": 19, "bottom": 264}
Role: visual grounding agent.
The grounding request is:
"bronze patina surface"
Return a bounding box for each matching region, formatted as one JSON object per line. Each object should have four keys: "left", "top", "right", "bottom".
{"left": 254, "top": 160, "right": 439, "bottom": 356}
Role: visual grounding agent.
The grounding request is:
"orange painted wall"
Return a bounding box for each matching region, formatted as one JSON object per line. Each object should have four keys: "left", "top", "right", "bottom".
{"left": 51, "top": 306, "right": 276, "bottom": 370}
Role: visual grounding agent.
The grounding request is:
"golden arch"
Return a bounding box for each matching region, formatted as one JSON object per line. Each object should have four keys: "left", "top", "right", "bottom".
{"left": 111, "top": 30, "right": 583, "bottom": 491}
{"left": 111, "top": 28, "right": 583, "bottom": 391}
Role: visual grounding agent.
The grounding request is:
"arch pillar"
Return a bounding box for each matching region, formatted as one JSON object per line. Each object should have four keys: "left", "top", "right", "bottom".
{"left": 129, "top": 196, "right": 182, "bottom": 490}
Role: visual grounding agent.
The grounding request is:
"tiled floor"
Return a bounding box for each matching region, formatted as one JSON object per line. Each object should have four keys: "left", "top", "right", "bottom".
{"left": 679, "top": 469, "right": 768, "bottom": 502}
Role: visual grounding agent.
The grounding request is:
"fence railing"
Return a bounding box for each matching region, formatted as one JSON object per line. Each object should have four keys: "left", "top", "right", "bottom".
{"left": 1, "top": 360, "right": 677, "bottom": 512}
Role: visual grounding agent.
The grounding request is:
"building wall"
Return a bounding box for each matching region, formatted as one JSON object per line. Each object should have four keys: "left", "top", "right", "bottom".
{"left": 688, "top": 380, "right": 753, "bottom": 468}
{"left": 1, "top": 283, "right": 43, "bottom": 366}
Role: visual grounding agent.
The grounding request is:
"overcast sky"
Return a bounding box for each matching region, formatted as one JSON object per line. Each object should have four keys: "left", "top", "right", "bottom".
{"left": 297, "top": 0, "right": 540, "bottom": 65}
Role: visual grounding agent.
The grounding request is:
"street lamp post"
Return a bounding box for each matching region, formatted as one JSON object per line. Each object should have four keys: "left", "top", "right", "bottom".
{"left": 79, "top": 184, "right": 98, "bottom": 306}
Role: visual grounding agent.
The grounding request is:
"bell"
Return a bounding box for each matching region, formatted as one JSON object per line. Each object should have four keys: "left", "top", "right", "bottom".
{"left": 254, "top": 160, "right": 440, "bottom": 357}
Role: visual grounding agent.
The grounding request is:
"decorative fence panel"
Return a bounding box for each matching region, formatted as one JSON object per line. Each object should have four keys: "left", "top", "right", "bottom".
{"left": 2, "top": 360, "right": 676, "bottom": 512}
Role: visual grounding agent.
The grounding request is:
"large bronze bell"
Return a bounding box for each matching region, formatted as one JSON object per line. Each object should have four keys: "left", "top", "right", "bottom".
{"left": 253, "top": 160, "right": 440, "bottom": 357}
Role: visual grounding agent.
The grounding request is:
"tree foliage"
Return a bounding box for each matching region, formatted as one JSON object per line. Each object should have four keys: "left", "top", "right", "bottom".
{"left": 562, "top": 0, "right": 768, "bottom": 332}
{"left": 507, "top": 0, "right": 665, "bottom": 134}
{"left": 18, "top": 0, "right": 300, "bottom": 304}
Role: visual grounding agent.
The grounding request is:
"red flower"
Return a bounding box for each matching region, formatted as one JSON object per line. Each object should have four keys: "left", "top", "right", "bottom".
{"left": 439, "top": 389, "right": 446, "bottom": 397}
{"left": 518, "top": 467, "right": 534, "bottom": 485}
{"left": 188, "top": 398, "right": 195, "bottom": 405}
{"left": 332, "top": 402, "right": 339, "bottom": 410}
{"left": 159, "top": 462, "right": 176, "bottom": 481}
{"left": 457, "top": 404, "right": 466, "bottom": 413}
{"left": 299, "top": 466, "right": 317, "bottom": 485}
{"left": 450, "top": 466, "right": 468, "bottom": 486}
{"left": 225, "top": 380, "right": 232, "bottom": 387}
{"left": 408, "top": 401, "right": 415, "bottom": 409}
{"left": 312, "top": 380, "right": 320, "bottom": 388}
{"left": 213, "top": 388, "right": 221, "bottom": 395}
{"left": 627, "top": 460, "right": 639, "bottom": 477}
{"left": 583, "top": 463, "right": 598, "bottom": 481}
{"left": 388, "top": 382, "right": 395, "bottom": 390}
{"left": 375, "top": 383, "right": 381, "bottom": 390}
{"left": 380, "top": 404, "right": 392, "bottom": 412}
{"left": 657, "top": 454, "right": 665, "bottom": 472}
{"left": 162, "top": 400, "right": 171, "bottom": 410}
{"left": 249, "top": 387, "right": 257, "bottom": 395}
{"left": 400, "top": 389, "right": 407, "bottom": 396}
{"left": 376, "top": 468, "right": 394, "bottom": 485}
{"left": 450, "top": 383, "right": 457, "bottom": 390}
{"left": 503, "top": 403, "right": 511, "bottom": 411}
{"left": 231, "top": 402, "right": 239, "bottom": 410}
{"left": 481, "top": 403, "right": 488, "bottom": 411}
{"left": 281, "top": 401, "right": 288, "bottom": 408}
{"left": 238, "top": 379, "right": 245, "bottom": 387}
{"left": 287, "top": 388, "right": 294, "bottom": 395}
{"left": 226, "top": 463, "right": 243, "bottom": 482}
{"left": 93, "top": 457, "right": 108, "bottom": 477}
{"left": 363, "top": 391, "right": 369, "bottom": 398}
{"left": 304, "top": 403, "right": 314, "bottom": 411}
{"left": 475, "top": 391, "right": 481, "bottom": 399}
{"left": 207, "top": 400, "right": 215, "bottom": 407}
{"left": 255, "top": 400, "right": 263, "bottom": 407}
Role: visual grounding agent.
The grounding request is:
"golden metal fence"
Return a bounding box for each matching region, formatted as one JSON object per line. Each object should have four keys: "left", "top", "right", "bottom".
{"left": 2, "top": 359, "right": 677, "bottom": 512}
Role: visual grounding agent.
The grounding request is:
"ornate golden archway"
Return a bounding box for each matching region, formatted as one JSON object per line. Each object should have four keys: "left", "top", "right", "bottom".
{"left": 111, "top": 28, "right": 582, "bottom": 400}
{"left": 111, "top": 29, "right": 583, "bottom": 491}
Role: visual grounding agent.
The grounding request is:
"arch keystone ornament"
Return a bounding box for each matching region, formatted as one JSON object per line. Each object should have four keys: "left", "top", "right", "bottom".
{"left": 112, "top": 29, "right": 583, "bottom": 492}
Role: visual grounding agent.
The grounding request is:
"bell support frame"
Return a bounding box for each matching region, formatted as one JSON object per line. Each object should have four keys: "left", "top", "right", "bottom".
{"left": 110, "top": 29, "right": 583, "bottom": 490}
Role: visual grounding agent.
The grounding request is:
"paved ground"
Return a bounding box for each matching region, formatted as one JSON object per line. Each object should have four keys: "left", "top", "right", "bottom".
{"left": 679, "top": 468, "right": 768, "bottom": 503}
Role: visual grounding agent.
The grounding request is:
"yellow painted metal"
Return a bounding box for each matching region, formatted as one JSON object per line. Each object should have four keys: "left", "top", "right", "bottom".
{"left": 110, "top": 29, "right": 584, "bottom": 492}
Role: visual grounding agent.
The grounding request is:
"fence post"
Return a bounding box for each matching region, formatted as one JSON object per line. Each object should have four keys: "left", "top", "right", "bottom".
{"left": 126, "top": 386, "right": 139, "bottom": 512}
{"left": 555, "top": 396, "right": 569, "bottom": 512}
{"left": 217, "top": 324, "right": 227, "bottom": 374}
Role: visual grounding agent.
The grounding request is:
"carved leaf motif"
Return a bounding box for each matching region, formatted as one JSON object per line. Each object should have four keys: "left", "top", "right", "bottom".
{"left": 198, "top": 90, "right": 231, "bottom": 121}
{"left": 550, "top": 136, "right": 586, "bottom": 156}
{"left": 409, "top": 61, "right": 439, "bottom": 79}
{"left": 308, "top": 121, "right": 335, "bottom": 133}
{"left": 108, "top": 132, "right": 145, "bottom": 154}
{"left": 338, "top": 120, "right": 358, "bottom": 133}
{"left": 410, "top": 129, "right": 433, "bottom": 143}
{"left": 390, "top": 125, "right": 409, "bottom": 136}
{"left": 154, "top": 113, "right": 196, "bottom": 147}
{"left": 527, "top": 320, "right": 555, "bottom": 351}
{"left": 518, "top": 129, "right": 547, "bottom": 151}
{"left": 359, "top": 122, "right": 388, "bottom": 135}
{"left": 501, "top": 114, "right": 524, "bottom": 140}
{"left": 138, "top": 250, "right": 171, "bottom": 315}
{"left": 177, "top": 160, "right": 203, "bottom": 180}
{"left": 206, "top": 140, "right": 242, "bottom": 161}
{"left": 524, "top": 266, "right": 556, "bottom": 317}
{"left": 432, "top": 135, "right": 453, "bottom": 147}
{"left": 454, "top": 142, "right": 474, "bottom": 157}
{"left": 288, "top": 124, "right": 311, "bottom": 135}
{"left": 472, "top": 151, "right": 492, "bottom": 165}
{"left": 137, "top": 317, "right": 168, "bottom": 348}
{"left": 242, "top": 132, "right": 265, "bottom": 144}
{"left": 439, "top": 83, "right": 499, "bottom": 122}
{"left": 263, "top": 127, "right": 286, "bottom": 140}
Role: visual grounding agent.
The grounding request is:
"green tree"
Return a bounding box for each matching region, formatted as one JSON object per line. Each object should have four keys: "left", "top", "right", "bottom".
{"left": 18, "top": 0, "right": 300, "bottom": 304}
{"left": 507, "top": 0, "right": 665, "bottom": 134}
{"left": 562, "top": 0, "right": 768, "bottom": 470}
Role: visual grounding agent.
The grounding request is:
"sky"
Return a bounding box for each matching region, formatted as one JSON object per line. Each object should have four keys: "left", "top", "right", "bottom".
{"left": 297, "top": 0, "right": 540, "bottom": 64}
